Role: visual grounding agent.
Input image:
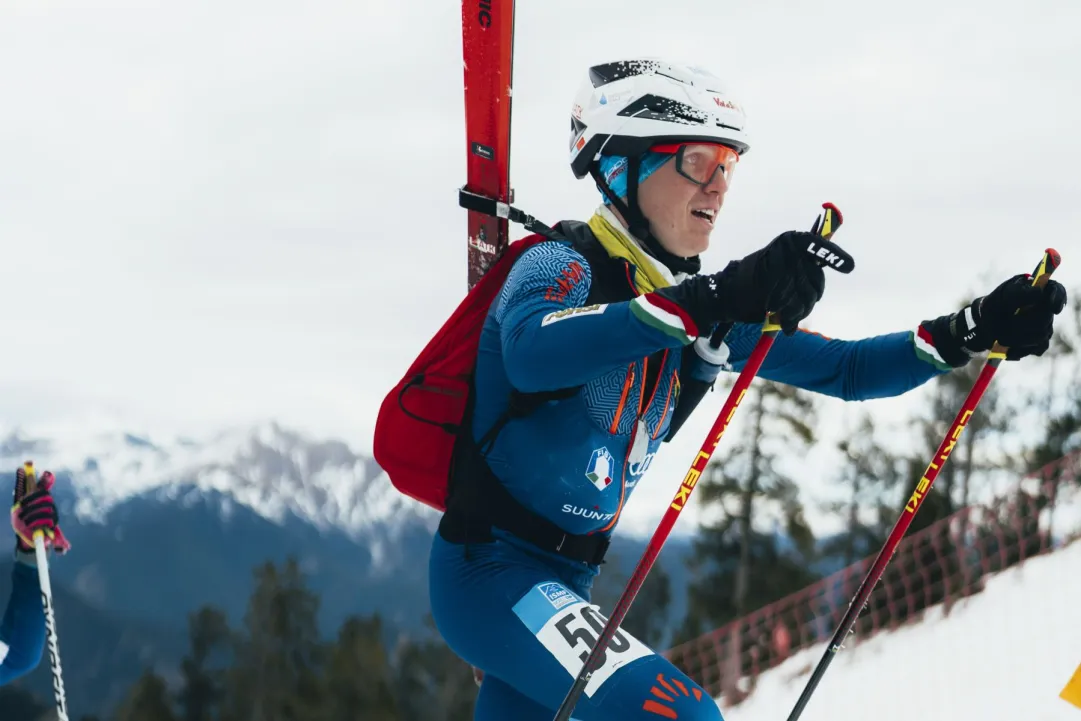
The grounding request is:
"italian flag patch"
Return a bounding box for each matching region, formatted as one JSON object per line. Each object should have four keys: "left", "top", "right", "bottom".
{"left": 912, "top": 325, "right": 952, "bottom": 371}
{"left": 630, "top": 293, "right": 698, "bottom": 343}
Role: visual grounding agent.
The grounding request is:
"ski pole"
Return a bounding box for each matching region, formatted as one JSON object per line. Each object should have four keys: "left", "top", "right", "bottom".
{"left": 34, "top": 530, "right": 69, "bottom": 721}
{"left": 784, "top": 248, "right": 1062, "bottom": 721}
{"left": 552, "top": 202, "right": 845, "bottom": 721}
{"left": 21, "top": 461, "right": 70, "bottom": 721}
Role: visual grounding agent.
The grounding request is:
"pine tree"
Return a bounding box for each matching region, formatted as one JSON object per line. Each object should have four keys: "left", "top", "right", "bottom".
{"left": 674, "top": 379, "right": 821, "bottom": 697}
{"left": 114, "top": 668, "right": 178, "bottom": 721}
{"left": 1009, "top": 283, "right": 1081, "bottom": 553}
{"left": 105, "top": 557, "right": 489, "bottom": 721}
{"left": 177, "top": 606, "right": 232, "bottom": 721}
{"left": 1026, "top": 285, "right": 1081, "bottom": 474}
{"left": 683, "top": 379, "right": 821, "bottom": 632}
{"left": 222, "top": 558, "right": 326, "bottom": 721}
{"left": 323, "top": 615, "right": 399, "bottom": 721}
{"left": 392, "top": 616, "right": 476, "bottom": 721}
{"left": 850, "top": 286, "right": 1041, "bottom": 628}
{"left": 919, "top": 354, "right": 1011, "bottom": 515}
{"left": 860, "top": 355, "right": 1009, "bottom": 630}
{"left": 823, "top": 411, "right": 905, "bottom": 569}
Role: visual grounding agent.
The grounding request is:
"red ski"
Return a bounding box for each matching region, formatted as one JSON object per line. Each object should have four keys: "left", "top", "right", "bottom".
{"left": 461, "top": 0, "right": 516, "bottom": 288}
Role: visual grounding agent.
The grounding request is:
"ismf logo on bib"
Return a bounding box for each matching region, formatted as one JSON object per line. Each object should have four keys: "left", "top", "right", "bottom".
{"left": 512, "top": 581, "right": 652, "bottom": 697}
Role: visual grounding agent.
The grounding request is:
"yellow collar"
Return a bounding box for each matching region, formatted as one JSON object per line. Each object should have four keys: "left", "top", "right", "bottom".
{"left": 586, "top": 206, "right": 681, "bottom": 294}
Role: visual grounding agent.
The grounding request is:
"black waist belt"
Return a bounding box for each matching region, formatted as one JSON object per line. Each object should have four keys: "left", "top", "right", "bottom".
{"left": 440, "top": 449, "right": 611, "bottom": 567}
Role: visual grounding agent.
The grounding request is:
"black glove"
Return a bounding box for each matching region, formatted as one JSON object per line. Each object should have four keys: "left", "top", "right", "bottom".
{"left": 654, "top": 230, "right": 854, "bottom": 336}
{"left": 920, "top": 274, "right": 1068, "bottom": 365}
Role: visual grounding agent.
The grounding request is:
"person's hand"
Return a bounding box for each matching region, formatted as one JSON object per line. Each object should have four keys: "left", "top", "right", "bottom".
{"left": 11, "top": 462, "right": 71, "bottom": 556}
{"left": 920, "top": 274, "right": 1067, "bottom": 366}
{"left": 654, "top": 230, "right": 854, "bottom": 336}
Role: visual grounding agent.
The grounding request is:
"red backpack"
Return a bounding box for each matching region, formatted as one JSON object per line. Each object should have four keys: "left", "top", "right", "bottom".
{"left": 372, "top": 234, "right": 548, "bottom": 511}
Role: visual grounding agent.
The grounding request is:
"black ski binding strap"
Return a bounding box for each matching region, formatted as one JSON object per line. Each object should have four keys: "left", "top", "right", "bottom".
{"left": 458, "top": 187, "right": 562, "bottom": 241}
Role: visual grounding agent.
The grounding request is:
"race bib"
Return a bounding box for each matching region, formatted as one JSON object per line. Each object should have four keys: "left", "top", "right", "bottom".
{"left": 512, "top": 582, "right": 653, "bottom": 697}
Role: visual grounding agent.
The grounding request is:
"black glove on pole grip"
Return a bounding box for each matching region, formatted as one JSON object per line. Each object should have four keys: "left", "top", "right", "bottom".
{"left": 991, "top": 248, "right": 1063, "bottom": 357}
{"left": 710, "top": 202, "right": 845, "bottom": 349}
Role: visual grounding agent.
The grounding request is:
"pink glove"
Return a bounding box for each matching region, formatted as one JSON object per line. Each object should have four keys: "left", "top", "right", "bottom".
{"left": 11, "top": 463, "right": 71, "bottom": 555}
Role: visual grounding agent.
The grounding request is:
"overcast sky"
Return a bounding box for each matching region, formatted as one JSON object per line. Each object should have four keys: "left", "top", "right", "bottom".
{"left": 1, "top": 0, "right": 1078, "bottom": 535}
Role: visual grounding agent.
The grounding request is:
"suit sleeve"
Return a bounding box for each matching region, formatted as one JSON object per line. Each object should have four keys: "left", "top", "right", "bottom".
{"left": 0, "top": 557, "right": 45, "bottom": 686}
{"left": 727, "top": 325, "right": 950, "bottom": 401}
{"left": 495, "top": 242, "right": 700, "bottom": 393}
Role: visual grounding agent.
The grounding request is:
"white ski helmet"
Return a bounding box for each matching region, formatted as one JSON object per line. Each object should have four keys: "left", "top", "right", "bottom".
{"left": 568, "top": 58, "right": 750, "bottom": 180}
{"left": 567, "top": 58, "right": 750, "bottom": 273}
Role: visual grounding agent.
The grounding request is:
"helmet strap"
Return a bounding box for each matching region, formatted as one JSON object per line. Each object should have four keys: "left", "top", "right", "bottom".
{"left": 590, "top": 157, "right": 701, "bottom": 277}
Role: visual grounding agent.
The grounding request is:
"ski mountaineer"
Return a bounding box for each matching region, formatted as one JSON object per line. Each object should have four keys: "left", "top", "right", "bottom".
{"left": 1, "top": 464, "right": 70, "bottom": 686}
{"left": 424, "top": 59, "right": 1067, "bottom": 720}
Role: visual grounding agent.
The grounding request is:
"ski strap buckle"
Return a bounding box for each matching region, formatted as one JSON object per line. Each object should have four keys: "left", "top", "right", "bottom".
{"left": 458, "top": 187, "right": 562, "bottom": 241}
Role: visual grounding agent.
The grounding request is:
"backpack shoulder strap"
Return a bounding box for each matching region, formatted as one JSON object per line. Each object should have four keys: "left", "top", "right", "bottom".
{"left": 551, "top": 220, "right": 639, "bottom": 303}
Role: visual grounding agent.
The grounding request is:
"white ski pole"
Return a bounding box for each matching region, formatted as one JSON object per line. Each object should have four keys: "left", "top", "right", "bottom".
{"left": 33, "top": 529, "right": 69, "bottom": 721}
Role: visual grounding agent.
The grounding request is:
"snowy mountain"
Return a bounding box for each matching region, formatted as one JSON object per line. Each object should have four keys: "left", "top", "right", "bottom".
{"left": 0, "top": 421, "right": 855, "bottom": 644}
{"left": 0, "top": 421, "right": 453, "bottom": 643}
{"left": 0, "top": 421, "right": 440, "bottom": 569}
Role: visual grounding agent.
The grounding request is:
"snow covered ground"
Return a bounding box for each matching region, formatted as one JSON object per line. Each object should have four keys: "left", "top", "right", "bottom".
{"left": 720, "top": 539, "right": 1081, "bottom": 721}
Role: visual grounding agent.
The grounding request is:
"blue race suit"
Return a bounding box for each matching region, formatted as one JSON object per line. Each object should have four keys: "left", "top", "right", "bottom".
{"left": 0, "top": 556, "right": 45, "bottom": 686}
{"left": 429, "top": 219, "right": 949, "bottom": 720}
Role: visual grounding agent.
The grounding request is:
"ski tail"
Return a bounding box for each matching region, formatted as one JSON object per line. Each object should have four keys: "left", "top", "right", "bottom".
{"left": 461, "top": 0, "right": 516, "bottom": 289}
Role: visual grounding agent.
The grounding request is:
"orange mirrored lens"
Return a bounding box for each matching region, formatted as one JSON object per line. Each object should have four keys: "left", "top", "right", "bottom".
{"left": 652, "top": 143, "right": 739, "bottom": 186}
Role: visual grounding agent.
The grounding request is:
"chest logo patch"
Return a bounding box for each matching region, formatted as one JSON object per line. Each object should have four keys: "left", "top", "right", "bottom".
{"left": 585, "top": 447, "right": 615, "bottom": 491}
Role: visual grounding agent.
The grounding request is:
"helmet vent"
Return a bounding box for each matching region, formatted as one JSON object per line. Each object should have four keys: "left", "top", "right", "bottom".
{"left": 617, "top": 94, "right": 706, "bottom": 126}
{"left": 587, "top": 59, "right": 661, "bottom": 88}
